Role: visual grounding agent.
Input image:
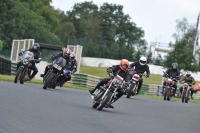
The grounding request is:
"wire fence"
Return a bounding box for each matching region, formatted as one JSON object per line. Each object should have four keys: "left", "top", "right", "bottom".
{"left": 0, "top": 49, "right": 11, "bottom": 60}
{"left": 67, "top": 38, "right": 132, "bottom": 60}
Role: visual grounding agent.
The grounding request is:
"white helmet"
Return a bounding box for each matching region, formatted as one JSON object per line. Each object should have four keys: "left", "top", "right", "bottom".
{"left": 139, "top": 56, "right": 147, "bottom": 65}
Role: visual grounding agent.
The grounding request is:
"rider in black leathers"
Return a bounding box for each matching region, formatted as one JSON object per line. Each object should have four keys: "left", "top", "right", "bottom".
{"left": 69, "top": 52, "right": 78, "bottom": 74}
{"left": 163, "top": 63, "right": 180, "bottom": 96}
{"left": 16, "top": 43, "right": 42, "bottom": 80}
{"left": 89, "top": 59, "right": 130, "bottom": 108}
{"left": 40, "top": 48, "right": 72, "bottom": 86}
{"left": 128, "top": 56, "right": 150, "bottom": 94}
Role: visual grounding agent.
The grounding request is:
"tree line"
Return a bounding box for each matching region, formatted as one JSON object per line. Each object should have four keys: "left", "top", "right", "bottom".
{"left": 0, "top": 0, "right": 199, "bottom": 71}
{"left": 0, "top": 0, "right": 148, "bottom": 61}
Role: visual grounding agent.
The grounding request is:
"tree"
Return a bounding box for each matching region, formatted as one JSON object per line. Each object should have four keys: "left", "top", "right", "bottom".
{"left": 67, "top": 1, "right": 100, "bottom": 39}
{"left": 54, "top": 22, "right": 76, "bottom": 46}
{"left": 147, "top": 49, "right": 153, "bottom": 64}
{"left": 172, "top": 18, "right": 196, "bottom": 50}
{"left": 19, "top": 0, "right": 59, "bottom": 31}
{"left": 154, "top": 54, "right": 163, "bottom": 66}
{"left": 0, "top": 0, "right": 61, "bottom": 48}
{"left": 163, "top": 39, "right": 198, "bottom": 72}
{"left": 0, "top": 40, "right": 3, "bottom": 50}
{"left": 99, "top": 3, "right": 147, "bottom": 60}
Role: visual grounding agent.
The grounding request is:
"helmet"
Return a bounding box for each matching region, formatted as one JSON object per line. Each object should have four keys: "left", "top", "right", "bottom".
{"left": 32, "top": 43, "right": 40, "bottom": 51}
{"left": 172, "top": 63, "right": 178, "bottom": 69}
{"left": 119, "top": 59, "right": 129, "bottom": 71}
{"left": 186, "top": 72, "right": 191, "bottom": 77}
{"left": 63, "top": 48, "right": 71, "bottom": 58}
{"left": 139, "top": 56, "right": 147, "bottom": 66}
{"left": 70, "top": 52, "right": 75, "bottom": 61}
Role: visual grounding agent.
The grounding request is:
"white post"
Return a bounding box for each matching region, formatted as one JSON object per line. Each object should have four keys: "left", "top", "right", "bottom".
{"left": 10, "top": 40, "right": 15, "bottom": 61}
{"left": 23, "top": 40, "right": 26, "bottom": 51}
{"left": 16, "top": 41, "right": 20, "bottom": 62}
{"left": 193, "top": 30, "right": 199, "bottom": 56}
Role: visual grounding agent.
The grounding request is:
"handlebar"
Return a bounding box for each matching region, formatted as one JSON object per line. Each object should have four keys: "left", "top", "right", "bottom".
{"left": 132, "top": 72, "right": 148, "bottom": 78}
{"left": 163, "top": 71, "right": 180, "bottom": 81}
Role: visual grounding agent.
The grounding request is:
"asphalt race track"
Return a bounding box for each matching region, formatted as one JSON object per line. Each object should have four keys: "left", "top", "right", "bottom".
{"left": 0, "top": 81, "right": 200, "bottom": 133}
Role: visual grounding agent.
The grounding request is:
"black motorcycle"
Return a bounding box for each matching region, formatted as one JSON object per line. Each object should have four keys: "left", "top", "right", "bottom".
{"left": 43, "top": 56, "right": 70, "bottom": 89}
{"left": 14, "top": 51, "right": 40, "bottom": 84}
{"left": 91, "top": 73, "right": 125, "bottom": 111}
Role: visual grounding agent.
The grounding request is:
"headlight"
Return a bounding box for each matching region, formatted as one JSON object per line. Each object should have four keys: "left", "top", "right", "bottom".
{"left": 53, "top": 64, "right": 62, "bottom": 71}
{"left": 112, "top": 80, "right": 120, "bottom": 87}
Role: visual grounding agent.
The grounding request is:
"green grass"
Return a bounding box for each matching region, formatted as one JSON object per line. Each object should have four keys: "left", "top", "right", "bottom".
{"left": 1, "top": 65, "right": 200, "bottom": 103}
{"left": 80, "top": 66, "right": 163, "bottom": 85}
{"left": 0, "top": 74, "right": 89, "bottom": 90}
{"left": 80, "top": 66, "right": 108, "bottom": 78}
{"left": 138, "top": 94, "right": 200, "bottom": 104}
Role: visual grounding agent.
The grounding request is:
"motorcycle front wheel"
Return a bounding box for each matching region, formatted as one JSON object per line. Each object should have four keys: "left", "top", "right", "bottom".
{"left": 127, "top": 83, "right": 135, "bottom": 98}
{"left": 14, "top": 67, "right": 23, "bottom": 83}
{"left": 97, "top": 91, "right": 112, "bottom": 111}
{"left": 43, "top": 73, "right": 54, "bottom": 89}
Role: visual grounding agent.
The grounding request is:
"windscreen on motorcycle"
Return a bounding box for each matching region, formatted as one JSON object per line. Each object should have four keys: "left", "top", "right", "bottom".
{"left": 21, "top": 51, "right": 34, "bottom": 60}
{"left": 52, "top": 57, "right": 66, "bottom": 71}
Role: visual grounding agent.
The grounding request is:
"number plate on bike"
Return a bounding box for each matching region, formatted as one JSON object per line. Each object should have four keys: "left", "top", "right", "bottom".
{"left": 132, "top": 74, "right": 140, "bottom": 81}
{"left": 53, "top": 64, "right": 62, "bottom": 70}
{"left": 115, "top": 75, "right": 123, "bottom": 83}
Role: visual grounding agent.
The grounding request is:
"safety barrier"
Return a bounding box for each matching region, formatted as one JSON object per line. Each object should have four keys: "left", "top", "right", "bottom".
{"left": 5, "top": 62, "right": 200, "bottom": 99}
{"left": 66, "top": 75, "right": 200, "bottom": 99}
{"left": 0, "top": 57, "right": 11, "bottom": 75}
{"left": 66, "top": 74, "right": 149, "bottom": 94}
{"left": 66, "top": 73, "right": 101, "bottom": 88}
{"left": 148, "top": 84, "right": 159, "bottom": 95}
{"left": 11, "top": 62, "right": 17, "bottom": 75}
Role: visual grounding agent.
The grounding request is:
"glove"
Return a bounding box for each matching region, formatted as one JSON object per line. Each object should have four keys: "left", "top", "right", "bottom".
{"left": 146, "top": 75, "right": 149, "bottom": 78}
{"left": 109, "top": 73, "right": 114, "bottom": 78}
{"left": 35, "top": 58, "right": 41, "bottom": 63}
{"left": 71, "top": 69, "right": 77, "bottom": 74}
{"left": 51, "top": 56, "right": 55, "bottom": 61}
{"left": 106, "top": 67, "right": 113, "bottom": 73}
{"left": 18, "top": 52, "right": 22, "bottom": 56}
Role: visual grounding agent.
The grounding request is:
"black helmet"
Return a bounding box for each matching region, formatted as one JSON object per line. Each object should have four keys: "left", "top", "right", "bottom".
{"left": 32, "top": 43, "right": 40, "bottom": 51}
{"left": 172, "top": 63, "right": 178, "bottom": 69}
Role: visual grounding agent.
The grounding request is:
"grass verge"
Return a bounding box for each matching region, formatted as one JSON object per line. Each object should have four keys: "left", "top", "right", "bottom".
{"left": 1, "top": 74, "right": 199, "bottom": 104}
{"left": 0, "top": 74, "right": 89, "bottom": 90}
{"left": 80, "top": 66, "right": 163, "bottom": 85}
{"left": 138, "top": 94, "right": 200, "bottom": 104}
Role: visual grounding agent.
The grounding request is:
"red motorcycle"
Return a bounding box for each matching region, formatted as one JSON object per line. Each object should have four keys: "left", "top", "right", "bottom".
{"left": 163, "top": 71, "right": 178, "bottom": 101}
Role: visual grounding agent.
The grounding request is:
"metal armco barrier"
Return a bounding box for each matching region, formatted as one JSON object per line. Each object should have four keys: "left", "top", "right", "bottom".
{"left": 0, "top": 57, "right": 11, "bottom": 75}
{"left": 66, "top": 75, "right": 200, "bottom": 99}
{"left": 66, "top": 73, "right": 101, "bottom": 88}
{"left": 148, "top": 84, "right": 159, "bottom": 95}
{"left": 66, "top": 74, "right": 149, "bottom": 94}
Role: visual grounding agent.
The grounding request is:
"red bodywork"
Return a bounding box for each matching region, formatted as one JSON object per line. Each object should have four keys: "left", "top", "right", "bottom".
{"left": 166, "top": 78, "right": 173, "bottom": 85}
